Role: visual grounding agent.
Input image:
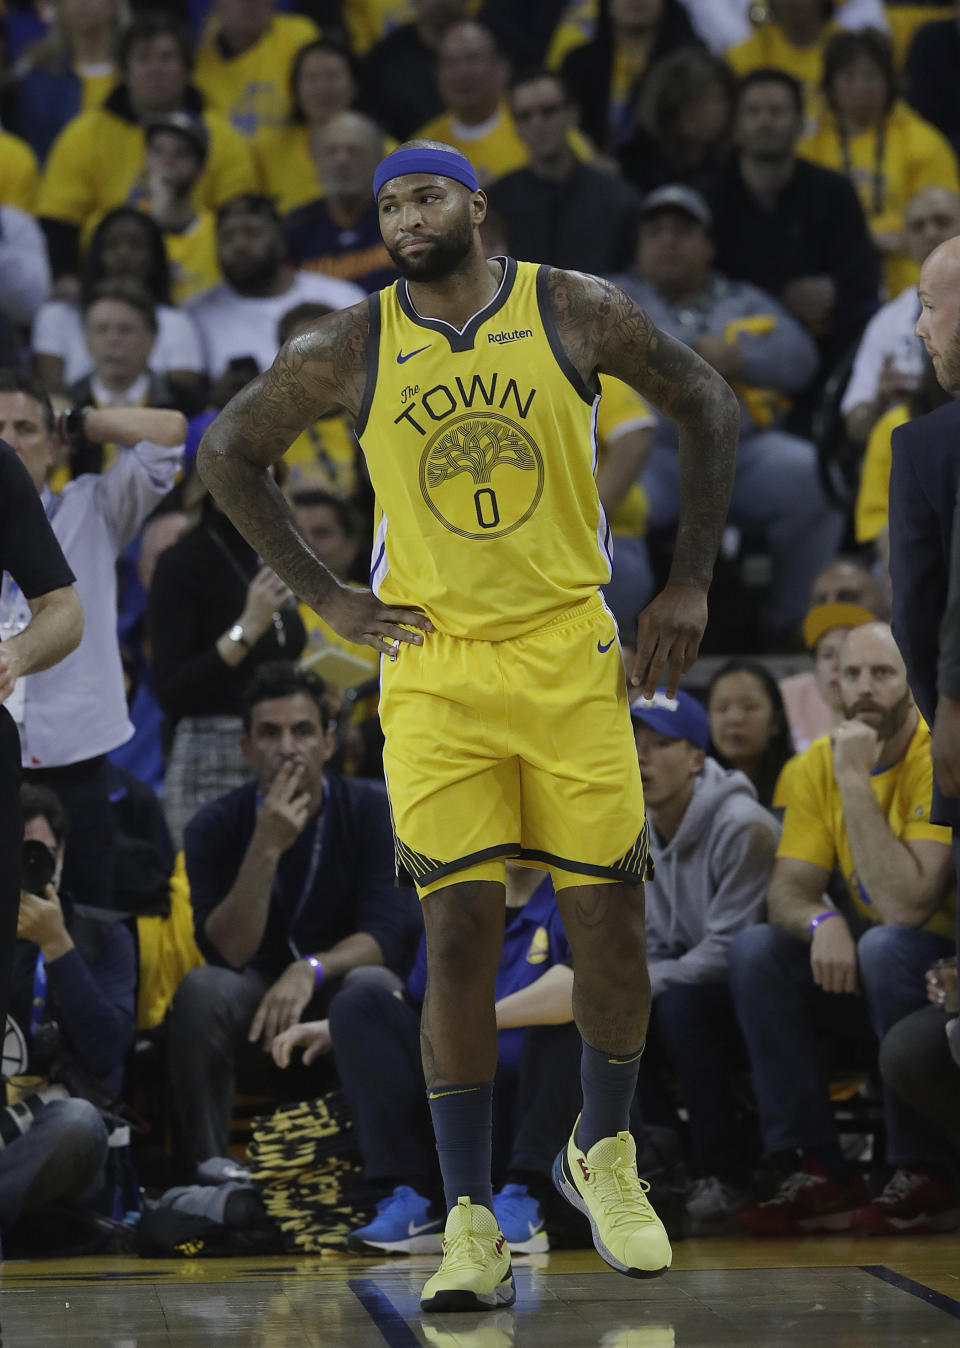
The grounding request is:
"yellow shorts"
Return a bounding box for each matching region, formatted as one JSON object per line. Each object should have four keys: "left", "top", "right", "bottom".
{"left": 379, "top": 594, "right": 651, "bottom": 897}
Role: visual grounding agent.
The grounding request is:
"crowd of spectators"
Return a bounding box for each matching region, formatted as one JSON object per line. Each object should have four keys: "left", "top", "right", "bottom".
{"left": 0, "top": 0, "right": 959, "bottom": 1257}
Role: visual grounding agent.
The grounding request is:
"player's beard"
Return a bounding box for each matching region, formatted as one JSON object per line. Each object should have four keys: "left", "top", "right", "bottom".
{"left": 386, "top": 212, "right": 475, "bottom": 282}
{"left": 843, "top": 689, "right": 912, "bottom": 742}
{"left": 935, "top": 321, "right": 960, "bottom": 392}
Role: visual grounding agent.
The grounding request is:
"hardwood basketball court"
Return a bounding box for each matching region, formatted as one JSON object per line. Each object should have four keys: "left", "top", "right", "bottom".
{"left": 2, "top": 1235, "right": 958, "bottom": 1345}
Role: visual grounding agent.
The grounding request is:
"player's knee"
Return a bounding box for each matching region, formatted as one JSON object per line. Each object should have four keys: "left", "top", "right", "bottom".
{"left": 423, "top": 894, "right": 501, "bottom": 978}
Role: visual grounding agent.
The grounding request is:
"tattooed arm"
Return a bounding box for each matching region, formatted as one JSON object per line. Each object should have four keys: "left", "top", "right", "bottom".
{"left": 197, "top": 304, "right": 431, "bottom": 654}
{"left": 547, "top": 269, "right": 739, "bottom": 694}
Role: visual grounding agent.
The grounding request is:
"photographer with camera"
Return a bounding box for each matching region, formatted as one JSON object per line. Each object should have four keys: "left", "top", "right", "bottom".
{"left": 0, "top": 440, "right": 81, "bottom": 1048}
{"left": 0, "top": 785, "right": 136, "bottom": 1255}
{"left": 0, "top": 371, "right": 185, "bottom": 913}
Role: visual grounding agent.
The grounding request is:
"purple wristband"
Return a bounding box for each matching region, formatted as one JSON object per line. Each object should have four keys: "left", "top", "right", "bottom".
{"left": 306, "top": 956, "right": 325, "bottom": 987}
{"left": 808, "top": 909, "right": 841, "bottom": 939}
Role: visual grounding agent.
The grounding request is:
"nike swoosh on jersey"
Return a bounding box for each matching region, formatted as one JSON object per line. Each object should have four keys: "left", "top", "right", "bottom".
{"left": 397, "top": 345, "right": 430, "bottom": 364}
{"left": 407, "top": 1218, "right": 439, "bottom": 1236}
{"left": 597, "top": 637, "right": 616, "bottom": 653}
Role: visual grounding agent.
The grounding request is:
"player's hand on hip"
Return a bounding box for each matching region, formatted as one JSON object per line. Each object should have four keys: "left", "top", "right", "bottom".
{"left": 932, "top": 695, "right": 960, "bottom": 798}
{"left": 632, "top": 584, "right": 708, "bottom": 699}
{"left": 322, "top": 584, "right": 433, "bottom": 658}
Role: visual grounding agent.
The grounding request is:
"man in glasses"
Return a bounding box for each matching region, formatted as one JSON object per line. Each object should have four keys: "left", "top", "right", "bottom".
{"left": 488, "top": 70, "right": 642, "bottom": 274}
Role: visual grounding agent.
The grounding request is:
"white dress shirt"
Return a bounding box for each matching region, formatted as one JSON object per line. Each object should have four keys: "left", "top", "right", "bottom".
{"left": 840, "top": 285, "right": 923, "bottom": 415}
{"left": 0, "top": 439, "right": 183, "bottom": 767}
{"left": 31, "top": 300, "right": 204, "bottom": 385}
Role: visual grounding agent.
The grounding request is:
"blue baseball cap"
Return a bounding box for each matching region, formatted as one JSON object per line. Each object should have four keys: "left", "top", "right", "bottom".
{"left": 629, "top": 688, "right": 710, "bottom": 749}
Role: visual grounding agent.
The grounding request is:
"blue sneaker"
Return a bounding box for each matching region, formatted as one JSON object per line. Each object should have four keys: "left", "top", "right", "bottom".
{"left": 348, "top": 1185, "right": 444, "bottom": 1254}
{"left": 493, "top": 1183, "right": 549, "bottom": 1253}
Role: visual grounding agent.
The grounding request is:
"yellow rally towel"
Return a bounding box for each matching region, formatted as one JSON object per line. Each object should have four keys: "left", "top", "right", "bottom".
{"left": 136, "top": 852, "right": 204, "bottom": 1030}
{"left": 724, "top": 314, "right": 790, "bottom": 429}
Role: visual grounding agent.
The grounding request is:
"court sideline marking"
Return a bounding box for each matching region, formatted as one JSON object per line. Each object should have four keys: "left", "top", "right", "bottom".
{"left": 349, "top": 1278, "right": 422, "bottom": 1347}
{"left": 861, "top": 1264, "right": 960, "bottom": 1320}
{"left": 349, "top": 1265, "right": 960, "bottom": 1345}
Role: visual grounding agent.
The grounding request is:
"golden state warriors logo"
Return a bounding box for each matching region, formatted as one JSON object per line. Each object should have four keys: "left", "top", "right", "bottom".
{"left": 526, "top": 926, "right": 550, "bottom": 965}
{"left": 419, "top": 411, "right": 544, "bottom": 540}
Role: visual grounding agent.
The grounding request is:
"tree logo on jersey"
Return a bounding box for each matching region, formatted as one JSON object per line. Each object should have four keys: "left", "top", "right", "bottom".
{"left": 419, "top": 411, "right": 543, "bottom": 539}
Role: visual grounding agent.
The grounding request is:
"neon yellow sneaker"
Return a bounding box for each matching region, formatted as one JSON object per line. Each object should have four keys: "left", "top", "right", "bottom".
{"left": 420, "top": 1197, "right": 516, "bottom": 1313}
{"left": 422, "top": 1309, "right": 516, "bottom": 1346}
{"left": 553, "top": 1120, "right": 672, "bottom": 1278}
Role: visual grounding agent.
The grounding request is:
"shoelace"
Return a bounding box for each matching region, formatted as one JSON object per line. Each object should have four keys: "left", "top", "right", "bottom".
{"left": 590, "top": 1153, "right": 659, "bottom": 1230}
{"left": 439, "top": 1224, "right": 497, "bottom": 1272}
{"left": 769, "top": 1170, "right": 825, "bottom": 1206}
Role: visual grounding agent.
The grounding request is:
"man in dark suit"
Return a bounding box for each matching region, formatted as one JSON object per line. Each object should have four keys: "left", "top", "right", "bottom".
{"left": 889, "top": 234, "right": 960, "bottom": 952}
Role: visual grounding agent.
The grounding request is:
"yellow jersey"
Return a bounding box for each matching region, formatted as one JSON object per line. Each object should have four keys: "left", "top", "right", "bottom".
{"left": 855, "top": 402, "right": 909, "bottom": 544}
{"left": 37, "top": 104, "right": 257, "bottom": 230}
{"left": 0, "top": 130, "right": 39, "bottom": 211}
{"left": 284, "top": 410, "right": 362, "bottom": 499}
{"left": 776, "top": 717, "right": 955, "bottom": 939}
{"left": 163, "top": 210, "right": 221, "bottom": 304}
{"left": 414, "top": 106, "right": 595, "bottom": 187}
{"left": 79, "top": 67, "right": 117, "bottom": 111}
{"left": 358, "top": 258, "right": 610, "bottom": 640}
{"left": 799, "top": 101, "right": 960, "bottom": 296}
{"left": 253, "top": 122, "right": 317, "bottom": 213}
{"left": 343, "top": 0, "right": 481, "bottom": 53}
{"left": 193, "top": 14, "right": 319, "bottom": 137}
{"left": 546, "top": 1, "right": 597, "bottom": 69}
{"left": 253, "top": 123, "right": 399, "bottom": 214}
{"left": 725, "top": 23, "right": 838, "bottom": 124}
{"left": 596, "top": 374, "right": 652, "bottom": 538}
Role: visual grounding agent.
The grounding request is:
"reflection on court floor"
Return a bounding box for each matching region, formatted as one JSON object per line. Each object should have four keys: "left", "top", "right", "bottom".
{"left": 0, "top": 1240, "right": 958, "bottom": 1345}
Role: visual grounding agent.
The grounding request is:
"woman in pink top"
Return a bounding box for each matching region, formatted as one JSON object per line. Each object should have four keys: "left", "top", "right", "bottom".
{"left": 780, "top": 600, "right": 879, "bottom": 751}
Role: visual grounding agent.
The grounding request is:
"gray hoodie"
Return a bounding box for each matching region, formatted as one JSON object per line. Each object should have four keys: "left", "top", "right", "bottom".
{"left": 645, "top": 758, "right": 780, "bottom": 997}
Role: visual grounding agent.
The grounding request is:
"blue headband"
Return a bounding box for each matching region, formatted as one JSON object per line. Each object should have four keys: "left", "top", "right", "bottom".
{"left": 373, "top": 147, "right": 479, "bottom": 198}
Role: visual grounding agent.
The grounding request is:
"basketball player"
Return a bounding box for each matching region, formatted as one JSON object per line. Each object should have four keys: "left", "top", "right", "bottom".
{"left": 198, "top": 142, "right": 739, "bottom": 1312}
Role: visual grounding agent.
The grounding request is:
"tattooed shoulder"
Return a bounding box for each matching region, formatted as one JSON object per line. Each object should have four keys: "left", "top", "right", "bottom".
{"left": 545, "top": 267, "right": 611, "bottom": 382}
{"left": 286, "top": 301, "right": 371, "bottom": 419}
{"left": 546, "top": 268, "right": 661, "bottom": 386}
{"left": 547, "top": 267, "right": 719, "bottom": 420}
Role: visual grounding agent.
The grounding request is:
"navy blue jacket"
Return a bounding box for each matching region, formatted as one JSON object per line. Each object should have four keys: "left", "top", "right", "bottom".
{"left": 12, "top": 63, "right": 83, "bottom": 163}
{"left": 185, "top": 773, "right": 420, "bottom": 979}
{"left": 9, "top": 905, "right": 137, "bottom": 1099}
{"left": 889, "top": 398, "right": 960, "bottom": 826}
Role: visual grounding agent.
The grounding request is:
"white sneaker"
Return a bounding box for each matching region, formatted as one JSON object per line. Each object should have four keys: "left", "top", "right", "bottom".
{"left": 684, "top": 1176, "right": 752, "bottom": 1236}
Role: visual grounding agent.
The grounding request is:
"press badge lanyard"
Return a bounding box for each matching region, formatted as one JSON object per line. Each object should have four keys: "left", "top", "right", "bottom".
{"left": 258, "top": 780, "right": 329, "bottom": 960}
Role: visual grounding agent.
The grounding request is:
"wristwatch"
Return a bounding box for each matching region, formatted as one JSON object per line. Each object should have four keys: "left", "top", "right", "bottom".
{"left": 227, "top": 623, "right": 250, "bottom": 650}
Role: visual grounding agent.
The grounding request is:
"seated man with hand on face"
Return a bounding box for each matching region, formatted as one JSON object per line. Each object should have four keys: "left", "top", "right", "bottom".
{"left": 729, "top": 622, "right": 957, "bottom": 1237}
{"left": 272, "top": 863, "right": 581, "bottom": 1258}
{"left": 167, "top": 661, "right": 420, "bottom": 1171}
